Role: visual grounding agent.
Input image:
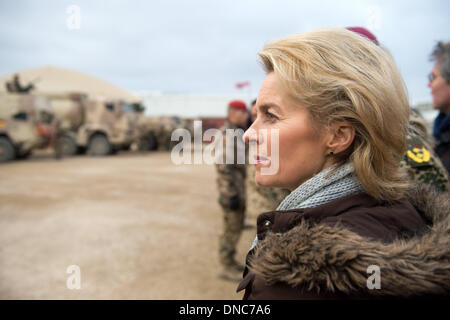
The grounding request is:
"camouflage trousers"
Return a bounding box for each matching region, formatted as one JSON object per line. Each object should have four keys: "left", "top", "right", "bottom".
{"left": 219, "top": 208, "right": 245, "bottom": 267}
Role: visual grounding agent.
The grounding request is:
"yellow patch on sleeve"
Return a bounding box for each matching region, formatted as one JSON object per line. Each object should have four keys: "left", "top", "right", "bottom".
{"left": 407, "top": 147, "right": 430, "bottom": 163}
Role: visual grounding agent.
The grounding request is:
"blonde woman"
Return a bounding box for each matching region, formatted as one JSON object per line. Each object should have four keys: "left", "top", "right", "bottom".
{"left": 238, "top": 28, "right": 449, "bottom": 299}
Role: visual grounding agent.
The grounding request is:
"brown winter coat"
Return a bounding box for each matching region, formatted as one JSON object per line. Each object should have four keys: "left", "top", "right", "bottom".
{"left": 237, "top": 184, "right": 450, "bottom": 299}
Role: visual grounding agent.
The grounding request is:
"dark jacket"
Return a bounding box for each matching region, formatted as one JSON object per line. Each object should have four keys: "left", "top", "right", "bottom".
{"left": 433, "top": 112, "right": 450, "bottom": 174}
{"left": 237, "top": 184, "right": 450, "bottom": 299}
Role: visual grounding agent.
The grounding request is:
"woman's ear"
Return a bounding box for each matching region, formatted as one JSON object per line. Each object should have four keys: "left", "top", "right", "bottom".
{"left": 326, "top": 122, "right": 355, "bottom": 155}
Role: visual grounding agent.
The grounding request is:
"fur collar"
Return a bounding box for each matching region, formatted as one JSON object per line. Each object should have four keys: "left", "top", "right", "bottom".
{"left": 248, "top": 184, "right": 450, "bottom": 296}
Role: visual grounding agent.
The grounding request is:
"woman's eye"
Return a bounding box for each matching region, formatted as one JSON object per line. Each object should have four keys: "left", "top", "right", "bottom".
{"left": 265, "top": 111, "right": 277, "bottom": 121}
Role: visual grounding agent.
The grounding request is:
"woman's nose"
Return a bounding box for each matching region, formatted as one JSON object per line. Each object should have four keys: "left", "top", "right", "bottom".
{"left": 243, "top": 122, "right": 259, "bottom": 145}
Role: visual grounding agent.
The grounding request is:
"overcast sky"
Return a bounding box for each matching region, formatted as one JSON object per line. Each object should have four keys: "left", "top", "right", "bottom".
{"left": 0, "top": 0, "right": 449, "bottom": 105}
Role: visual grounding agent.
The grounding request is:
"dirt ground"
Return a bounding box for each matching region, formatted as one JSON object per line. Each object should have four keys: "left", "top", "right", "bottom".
{"left": 0, "top": 150, "right": 256, "bottom": 299}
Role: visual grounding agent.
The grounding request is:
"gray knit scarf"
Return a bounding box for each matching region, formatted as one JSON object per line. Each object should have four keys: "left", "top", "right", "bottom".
{"left": 250, "top": 162, "right": 363, "bottom": 250}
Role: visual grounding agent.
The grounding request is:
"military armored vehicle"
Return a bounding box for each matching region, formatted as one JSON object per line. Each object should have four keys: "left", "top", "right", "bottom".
{"left": 0, "top": 92, "right": 54, "bottom": 162}
{"left": 116, "top": 101, "right": 192, "bottom": 152}
{"left": 49, "top": 93, "right": 136, "bottom": 156}
{"left": 134, "top": 114, "right": 190, "bottom": 152}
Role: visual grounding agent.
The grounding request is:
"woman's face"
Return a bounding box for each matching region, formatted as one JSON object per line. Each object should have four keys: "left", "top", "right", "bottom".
{"left": 244, "top": 73, "right": 334, "bottom": 191}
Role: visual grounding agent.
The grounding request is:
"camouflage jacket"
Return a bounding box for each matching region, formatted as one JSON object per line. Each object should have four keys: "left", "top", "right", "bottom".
{"left": 215, "top": 120, "right": 247, "bottom": 211}
{"left": 401, "top": 118, "right": 449, "bottom": 192}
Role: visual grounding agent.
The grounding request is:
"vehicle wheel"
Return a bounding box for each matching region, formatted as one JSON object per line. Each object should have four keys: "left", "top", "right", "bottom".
{"left": 139, "top": 133, "right": 158, "bottom": 151}
{"left": 148, "top": 133, "right": 158, "bottom": 150}
{"left": 77, "top": 146, "right": 86, "bottom": 155}
{"left": 88, "top": 134, "right": 111, "bottom": 156}
{"left": 60, "top": 135, "right": 77, "bottom": 156}
{"left": 0, "top": 137, "right": 16, "bottom": 162}
{"left": 16, "top": 151, "right": 31, "bottom": 159}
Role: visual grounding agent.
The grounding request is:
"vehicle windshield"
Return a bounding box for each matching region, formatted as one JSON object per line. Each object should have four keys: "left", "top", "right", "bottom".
{"left": 121, "top": 103, "right": 145, "bottom": 113}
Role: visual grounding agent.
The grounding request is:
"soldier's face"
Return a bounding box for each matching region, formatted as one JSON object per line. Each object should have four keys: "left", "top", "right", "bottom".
{"left": 429, "top": 62, "right": 450, "bottom": 114}
{"left": 228, "top": 109, "right": 248, "bottom": 127}
{"left": 244, "top": 73, "right": 334, "bottom": 191}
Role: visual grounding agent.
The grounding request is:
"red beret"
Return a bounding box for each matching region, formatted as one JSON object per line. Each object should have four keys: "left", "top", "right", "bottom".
{"left": 228, "top": 100, "right": 247, "bottom": 111}
{"left": 346, "top": 26, "right": 379, "bottom": 45}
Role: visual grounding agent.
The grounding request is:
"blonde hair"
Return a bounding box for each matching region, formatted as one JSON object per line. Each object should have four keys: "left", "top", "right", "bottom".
{"left": 259, "top": 28, "right": 410, "bottom": 201}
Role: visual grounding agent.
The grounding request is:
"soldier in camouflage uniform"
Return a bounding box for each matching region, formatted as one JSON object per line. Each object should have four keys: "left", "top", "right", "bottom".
{"left": 216, "top": 100, "right": 249, "bottom": 281}
{"left": 245, "top": 100, "right": 290, "bottom": 223}
{"left": 401, "top": 110, "right": 449, "bottom": 192}
{"left": 347, "top": 27, "right": 449, "bottom": 192}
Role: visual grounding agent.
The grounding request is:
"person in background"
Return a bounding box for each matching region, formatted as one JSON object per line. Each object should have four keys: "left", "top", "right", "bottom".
{"left": 7, "top": 74, "right": 35, "bottom": 93}
{"left": 216, "top": 100, "right": 249, "bottom": 281}
{"left": 348, "top": 26, "right": 449, "bottom": 191}
{"left": 429, "top": 41, "right": 450, "bottom": 174}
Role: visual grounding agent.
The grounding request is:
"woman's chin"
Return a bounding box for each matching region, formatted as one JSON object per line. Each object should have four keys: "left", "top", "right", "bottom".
{"left": 255, "top": 172, "right": 277, "bottom": 187}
